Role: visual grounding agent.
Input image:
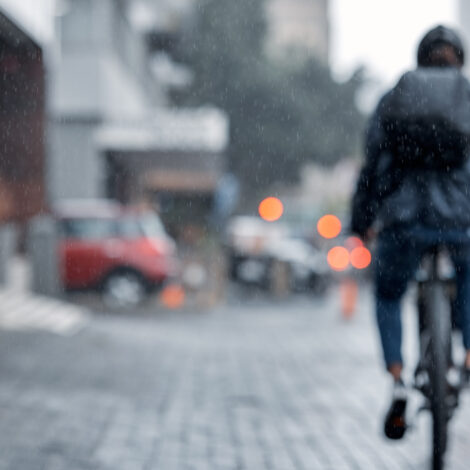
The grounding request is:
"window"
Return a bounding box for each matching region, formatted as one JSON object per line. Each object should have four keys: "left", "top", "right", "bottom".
{"left": 138, "top": 213, "right": 167, "bottom": 238}
{"left": 62, "top": 218, "right": 116, "bottom": 240}
{"left": 116, "top": 216, "right": 143, "bottom": 239}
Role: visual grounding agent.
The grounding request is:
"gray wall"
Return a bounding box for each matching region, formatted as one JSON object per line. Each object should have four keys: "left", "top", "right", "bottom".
{"left": 48, "top": 119, "right": 105, "bottom": 201}
{"left": 460, "top": 0, "right": 470, "bottom": 63}
{"left": 48, "top": 0, "right": 166, "bottom": 202}
{"left": 51, "top": 0, "right": 160, "bottom": 119}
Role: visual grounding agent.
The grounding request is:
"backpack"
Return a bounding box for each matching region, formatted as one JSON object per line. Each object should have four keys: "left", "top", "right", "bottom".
{"left": 380, "top": 68, "right": 470, "bottom": 169}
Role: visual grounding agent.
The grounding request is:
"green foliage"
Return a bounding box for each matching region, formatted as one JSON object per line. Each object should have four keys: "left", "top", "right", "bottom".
{"left": 172, "top": 0, "right": 365, "bottom": 190}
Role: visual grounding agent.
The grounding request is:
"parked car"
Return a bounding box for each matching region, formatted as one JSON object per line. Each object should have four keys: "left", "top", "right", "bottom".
{"left": 225, "top": 216, "right": 330, "bottom": 292}
{"left": 54, "top": 199, "right": 178, "bottom": 307}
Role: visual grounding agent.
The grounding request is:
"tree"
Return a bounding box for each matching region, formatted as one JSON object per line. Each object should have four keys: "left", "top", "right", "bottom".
{"left": 172, "top": 0, "right": 365, "bottom": 192}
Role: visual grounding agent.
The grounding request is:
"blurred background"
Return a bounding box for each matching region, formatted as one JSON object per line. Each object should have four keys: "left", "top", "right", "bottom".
{"left": 0, "top": 1, "right": 469, "bottom": 469}
{"left": 0, "top": 0, "right": 461, "bottom": 307}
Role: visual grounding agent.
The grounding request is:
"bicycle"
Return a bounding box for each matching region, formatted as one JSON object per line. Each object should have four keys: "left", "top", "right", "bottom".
{"left": 412, "top": 245, "right": 463, "bottom": 470}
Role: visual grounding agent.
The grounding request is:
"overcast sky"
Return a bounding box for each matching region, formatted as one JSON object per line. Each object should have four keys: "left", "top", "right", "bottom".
{"left": 330, "top": 0, "right": 460, "bottom": 87}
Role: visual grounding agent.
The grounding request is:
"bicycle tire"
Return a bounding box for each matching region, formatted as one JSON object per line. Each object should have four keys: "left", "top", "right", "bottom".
{"left": 422, "top": 281, "right": 451, "bottom": 470}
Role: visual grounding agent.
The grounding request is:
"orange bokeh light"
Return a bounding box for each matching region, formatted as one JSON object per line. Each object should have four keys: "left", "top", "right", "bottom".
{"left": 327, "top": 246, "right": 350, "bottom": 271}
{"left": 317, "top": 215, "right": 342, "bottom": 239}
{"left": 258, "top": 197, "right": 284, "bottom": 222}
{"left": 345, "top": 236, "right": 363, "bottom": 251}
{"left": 160, "top": 284, "right": 186, "bottom": 309}
{"left": 350, "top": 246, "right": 372, "bottom": 270}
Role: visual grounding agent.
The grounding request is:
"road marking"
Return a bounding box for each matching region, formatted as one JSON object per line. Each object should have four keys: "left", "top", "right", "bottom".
{"left": 0, "top": 289, "right": 89, "bottom": 335}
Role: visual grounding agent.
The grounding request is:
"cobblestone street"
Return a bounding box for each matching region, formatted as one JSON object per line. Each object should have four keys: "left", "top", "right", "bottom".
{"left": 1, "top": 286, "right": 470, "bottom": 469}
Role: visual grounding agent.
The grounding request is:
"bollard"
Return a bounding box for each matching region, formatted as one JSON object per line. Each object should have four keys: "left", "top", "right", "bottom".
{"left": 270, "top": 258, "right": 290, "bottom": 298}
{"left": 340, "top": 277, "right": 358, "bottom": 319}
{"left": 0, "top": 224, "right": 16, "bottom": 285}
{"left": 27, "top": 216, "right": 63, "bottom": 298}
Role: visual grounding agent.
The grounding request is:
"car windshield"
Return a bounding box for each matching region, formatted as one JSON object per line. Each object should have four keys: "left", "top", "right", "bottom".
{"left": 137, "top": 213, "right": 167, "bottom": 239}
{"left": 62, "top": 212, "right": 167, "bottom": 241}
{"left": 62, "top": 218, "right": 116, "bottom": 240}
{"left": 116, "top": 216, "right": 144, "bottom": 239}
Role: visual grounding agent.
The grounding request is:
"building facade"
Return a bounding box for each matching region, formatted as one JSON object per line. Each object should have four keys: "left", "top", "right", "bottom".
{"left": 0, "top": 0, "right": 54, "bottom": 46}
{"left": 48, "top": 0, "right": 167, "bottom": 201}
{"left": 98, "top": 107, "right": 228, "bottom": 235}
{"left": 460, "top": 0, "right": 470, "bottom": 65}
{"left": 265, "top": 0, "right": 329, "bottom": 64}
{"left": 48, "top": 0, "right": 228, "bottom": 236}
{"left": 0, "top": 1, "right": 51, "bottom": 223}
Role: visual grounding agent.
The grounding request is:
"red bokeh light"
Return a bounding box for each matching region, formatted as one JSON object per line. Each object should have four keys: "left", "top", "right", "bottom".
{"left": 350, "top": 246, "right": 372, "bottom": 270}
{"left": 344, "top": 236, "right": 363, "bottom": 251}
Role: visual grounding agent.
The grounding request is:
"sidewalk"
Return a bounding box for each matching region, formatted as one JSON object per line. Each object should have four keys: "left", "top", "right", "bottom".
{"left": 0, "top": 284, "right": 469, "bottom": 469}
{"left": 0, "top": 257, "right": 88, "bottom": 335}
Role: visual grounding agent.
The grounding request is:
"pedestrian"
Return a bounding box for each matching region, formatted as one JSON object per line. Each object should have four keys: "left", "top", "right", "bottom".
{"left": 350, "top": 25, "right": 470, "bottom": 440}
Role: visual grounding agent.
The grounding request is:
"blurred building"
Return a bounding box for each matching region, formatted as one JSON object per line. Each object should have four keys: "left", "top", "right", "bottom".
{"left": 265, "top": 0, "right": 329, "bottom": 64}
{"left": 98, "top": 107, "right": 228, "bottom": 235}
{"left": 460, "top": 0, "right": 470, "bottom": 64}
{"left": 0, "top": 1, "right": 53, "bottom": 223}
{"left": 48, "top": 0, "right": 228, "bottom": 234}
{"left": 48, "top": 0, "right": 165, "bottom": 201}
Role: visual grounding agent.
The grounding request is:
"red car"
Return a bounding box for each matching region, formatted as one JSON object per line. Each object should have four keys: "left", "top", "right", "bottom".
{"left": 55, "top": 199, "right": 178, "bottom": 307}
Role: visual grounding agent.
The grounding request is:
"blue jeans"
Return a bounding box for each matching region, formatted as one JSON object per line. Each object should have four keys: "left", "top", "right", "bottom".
{"left": 375, "top": 226, "right": 470, "bottom": 368}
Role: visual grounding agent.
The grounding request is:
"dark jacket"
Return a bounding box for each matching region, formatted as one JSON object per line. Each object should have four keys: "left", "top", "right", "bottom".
{"left": 351, "top": 70, "right": 470, "bottom": 237}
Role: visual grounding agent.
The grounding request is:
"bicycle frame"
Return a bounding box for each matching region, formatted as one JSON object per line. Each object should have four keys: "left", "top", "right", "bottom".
{"left": 415, "top": 248, "right": 456, "bottom": 387}
{"left": 414, "top": 246, "right": 460, "bottom": 470}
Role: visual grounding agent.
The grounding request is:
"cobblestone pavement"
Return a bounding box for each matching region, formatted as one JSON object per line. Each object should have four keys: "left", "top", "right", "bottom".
{"left": 0, "top": 286, "right": 470, "bottom": 469}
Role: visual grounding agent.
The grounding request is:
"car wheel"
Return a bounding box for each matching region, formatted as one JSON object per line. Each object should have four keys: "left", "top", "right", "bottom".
{"left": 102, "top": 270, "right": 147, "bottom": 308}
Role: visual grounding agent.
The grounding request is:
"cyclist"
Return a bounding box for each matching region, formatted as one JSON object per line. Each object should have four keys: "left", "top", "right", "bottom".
{"left": 351, "top": 25, "right": 470, "bottom": 440}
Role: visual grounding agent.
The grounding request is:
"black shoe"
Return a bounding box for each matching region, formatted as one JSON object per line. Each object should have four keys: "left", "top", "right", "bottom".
{"left": 384, "top": 380, "right": 407, "bottom": 440}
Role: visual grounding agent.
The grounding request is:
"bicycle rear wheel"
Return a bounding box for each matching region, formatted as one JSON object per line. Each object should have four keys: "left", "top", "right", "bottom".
{"left": 422, "top": 282, "right": 451, "bottom": 470}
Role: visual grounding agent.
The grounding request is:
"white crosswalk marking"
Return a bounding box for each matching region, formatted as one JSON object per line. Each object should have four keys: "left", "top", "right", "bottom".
{"left": 0, "top": 289, "right": 89, "bottom": 335}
